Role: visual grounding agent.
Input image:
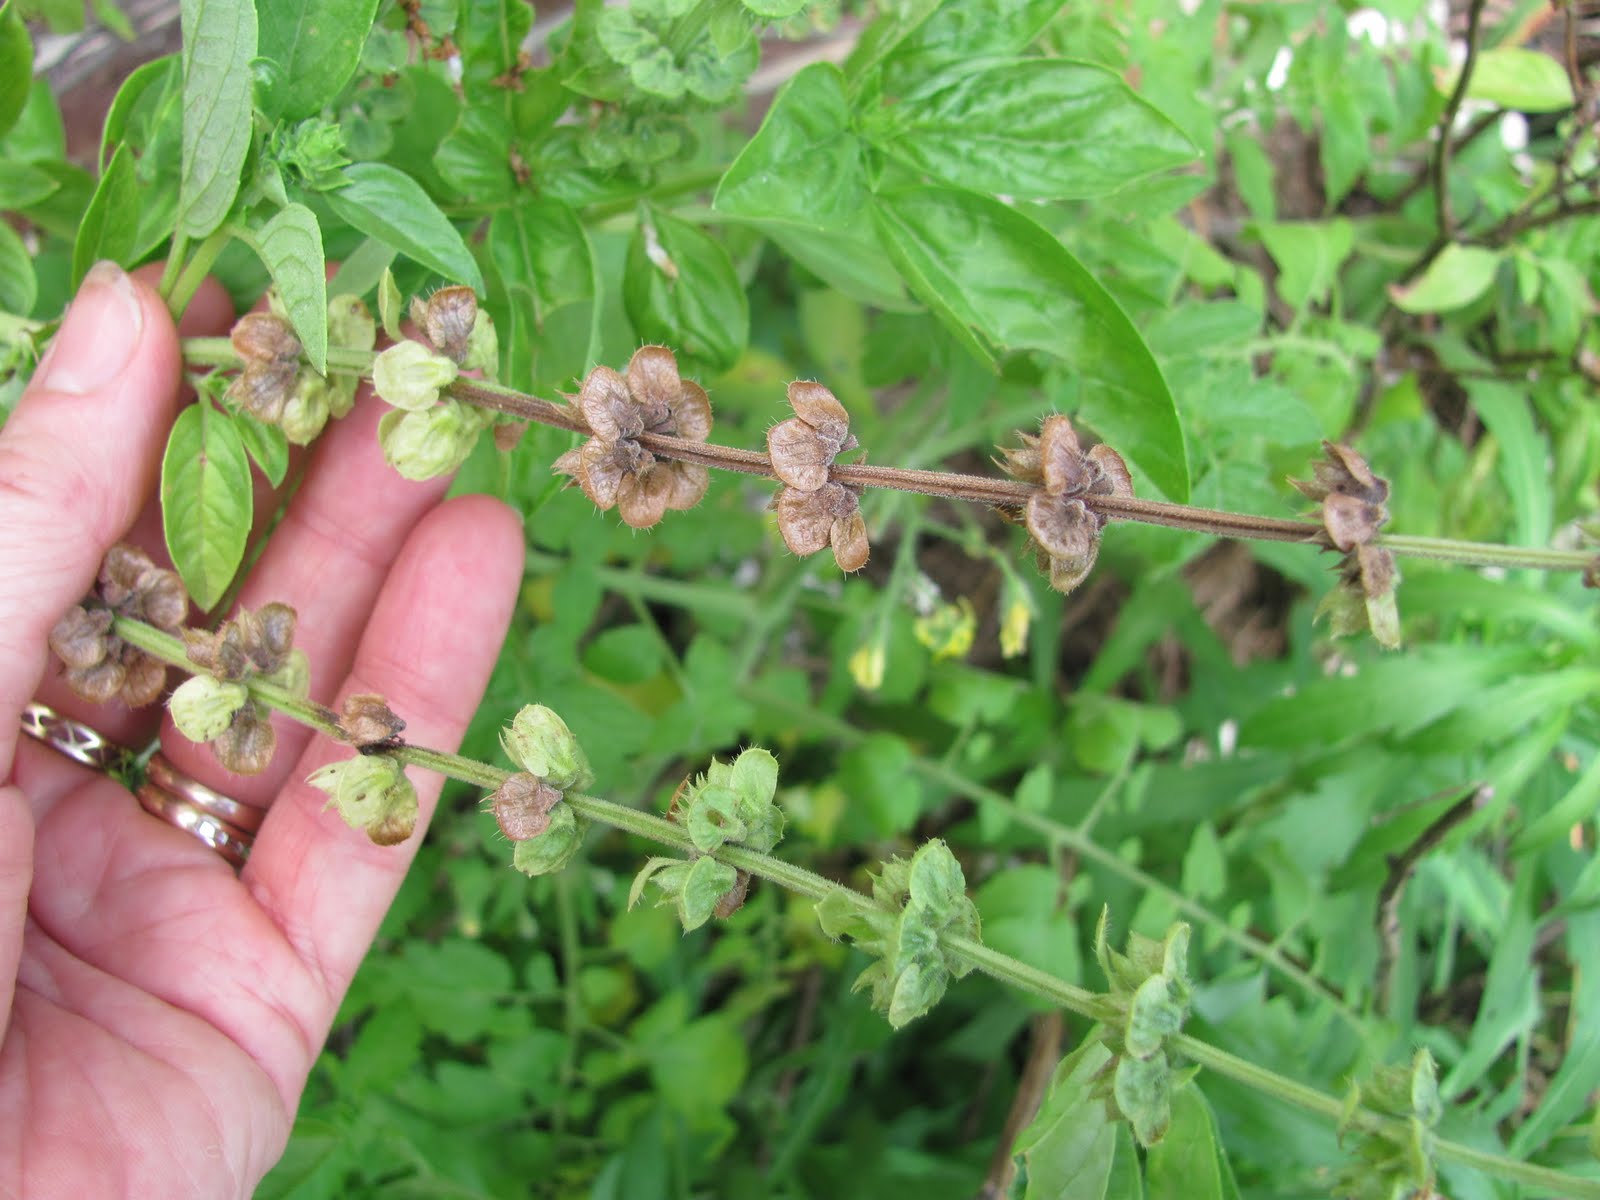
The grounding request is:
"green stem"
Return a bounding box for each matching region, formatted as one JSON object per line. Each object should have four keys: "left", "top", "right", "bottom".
{"left": 111, "top": 612, "right": 1600, "bottom": 1199}
{"left": 166, "top": 228, "right": 234, "bottom": 319}
{"left": 1375, "top": 533, "right": 1594, "bottom": 571}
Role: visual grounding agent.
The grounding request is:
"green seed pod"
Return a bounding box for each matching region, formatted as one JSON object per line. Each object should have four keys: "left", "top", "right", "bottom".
{"left": 280, "top": 373, "right": 332, "bottom": 445}
{"left": 462, "top": 309, "right": 499, "bottom": 377}
{"left": 500, "top": 704, "right": 594, "bottom": 791}
{"left": 169, "top": 675, "right": 249, "bottom": 743}
{"left": 511, "top": 801, "right": 585, "bottom": 876}
{"left": 327, "top": 293, "right": 376, "bottom": 352}
{"left": 305, "top": 755, "right": 406, "bottom": 832}
{"left": 377, "top": 401, "right": 479, "bottom": 481}
{"left": 371, "top": 340, "right": 458, "bottom": 412}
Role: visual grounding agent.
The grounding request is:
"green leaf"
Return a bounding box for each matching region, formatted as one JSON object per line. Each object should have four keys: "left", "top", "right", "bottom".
{"left": 0, "top": 219, "right": 36, "bottom": 314}
{"left": 713, "top": 62, "right": 866, "bottom": 229}
{"left": 1388, "top": 244, "right": 1501, "bottom": 315}
{"left": 0, "top": 1, "right": 33, "bottom": 140}
{"left": 99, "top": 54, "right": 178, "bottom": 171}
{"left": 176, "top": 0, "right": 257, "bottom": 240}
{"left": 434, "top": 106, "right": 519, "bottom": 204}
{"left": 71, "top": 142, "right": 141, "bottom": 289}
{"left": 256, "top": 0, "right": 381, "bottom": 119}
{"left": 1146, "top": 1086, "right": 1234, "bottom": 1200}
{"left": 871, "top": 187, "right": 1188, "bottom": 500}
{"left": 624, "top": 207, "right": 748, "bottom": 372}
{"left": 679, "top": 855, "right": 738, "bottom": 931}
{"left": 487, "top": 194, "right": 597, "bottom": 390}
{"left": 234, "top": 411, "right": 289, "bottom": 487}
{"left": 1256, "top": 219, "right": 1353, "bottom": 309}
{"left": 161, "top": 403, "right": 253, "bottom": 611}
{"left": 1442, "top": 47, "right": 1575, "bottom": 113}
{"left": 0, "top": 161, "right": 56, "bottom": 208}
{"left": 1014, "top": 1038, "right": 1117, "bottom": 1200}
{"left": 1440, "top": 870, "right": 1538, "bottom": 1099}
{"left": 1509, "top": 907, "right": 1600, "bottom": 1156}
{"left": 325, "top": 162, "right": 485, "bottom": 293}
{"left": 865, "top": 58, "right": 1196, "bottom": 200}
{"left": 1466, "top": 379, "right": 1552, "bottom": 550}
{"left": 250, "top": 204, "right": 328, "bottom": 374}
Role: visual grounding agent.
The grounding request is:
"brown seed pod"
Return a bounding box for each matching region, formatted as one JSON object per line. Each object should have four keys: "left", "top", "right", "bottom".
{"left": 230, "top": 312, "right": 301, "bottom": 364}
{"left": 420, "top": 286, "right": 479, "bottom": 362}
{"left": 119, "top": 648, "right": 168, "bottom": 708}
{"left": 713, "top": 869, "right": 752, "bottom": 920}
{"left": 488, "top": 773, "right": 564, "bottom": 841}
{"left": 211, "top": 703, "right": 276, "bottom": 775}
{"left": 49, "top": 605, "right": 113, "bottom": 670}
{"left": 339, "top": 692, "right": 407, "bottom": 749}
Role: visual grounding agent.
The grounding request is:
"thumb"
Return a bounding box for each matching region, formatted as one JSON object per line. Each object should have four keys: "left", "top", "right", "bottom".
{"left": 0, "top": 261, "right": 182, "bottom": 778}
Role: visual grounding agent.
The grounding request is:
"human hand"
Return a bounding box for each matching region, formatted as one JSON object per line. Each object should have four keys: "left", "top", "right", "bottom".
{"left": 0, "top": 263, "right": 523, "bottom": 1197}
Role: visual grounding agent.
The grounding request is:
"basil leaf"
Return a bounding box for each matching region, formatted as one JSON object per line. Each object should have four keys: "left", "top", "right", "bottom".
{"left": 325, "top": 161, "right": 485, "bottom": 293}
{"left": 714, "top": 61, "right": 866, "bottom": 229}
{"left": 99, "top": 55, "right": 178, "bottom": 171}
{"left": 624, "top": 207, "right": 748, "bottom": 373}
{"left": 71, "top": 142, "right": 141, "bottom": 288}
{"left": 865, "top": 57, "right": 1196, "bottom": 200}
{"left": 176, "top": 0, "right": 256, "bottom": 240}
{"left": 872, "top": 186, "right": 1188, "bottom": 500}
{"left": 0, "top": 219, "right": 36, "bottom": 314}
{"left": 235, "top": 411, "right": 290, "bottom": 488}
{"left": 256, "top": 0, "right": 381, "bottom": 119}
{"left": 251, "top": 203, "right": 328, "bottom": 374}
{"left": 0, "top": 0, "right": 32, "bottom": 140}
{"left": 488, "top": 195, "right": 598, "bottom": 391}
{"left": 162, "top": 402, "right": 253, "bottom": 611}
{"left": 0, "top": 162, "right": 59, "bottom": 209}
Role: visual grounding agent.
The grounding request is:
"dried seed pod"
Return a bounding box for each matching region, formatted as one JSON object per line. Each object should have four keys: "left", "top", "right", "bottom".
{"left": 230, "top": 312, "right": 301, "bottom": 364}
{"left": 339, "top": 692, "right": 406, "bottom": 749}
{"left": 211, "top": 703, "right": 276, "bottom": 775}
{"left": 1027, "top": 494, "right": 1102, "bottom": 595}
{"left": 768, "top": 381, "right": 856, "bottom": 491}
{"left": 254, "top": 603, "right": 297, "bottom": 673}
{"left": 49, "top": 606, "right": 113, "bottom": 670}
{"left": 713, "top": 869, "right": 752, "bottom": 920}
{"left": 67, "top": 656, "right": 127, "bottom": 705}
{"left": 420, "top": 286, "right": 479, "bottom": 362}
{"left": 228, "top": 360, "right": 298, "bottom": 424}
{"left": 560, "top": 348, "right": 714, "bottom": 527}
{"left": 119, "top": 648, "right": 168, "bottom": 708}
{"left": 488, "top": 773, "right": 564, "bottom": 841}
{"left": 775, "top": 482, "right": 869, "bottom": 572}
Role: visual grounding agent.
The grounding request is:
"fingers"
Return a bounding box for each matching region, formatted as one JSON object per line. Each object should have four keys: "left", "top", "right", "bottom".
{"left": 244, "top": 494, "right": 522, "bottom": 1015}
{"left": 154, "top": 388, "right": 459, "bottom": 806}
{"left": 0, "top": 264, "right": 180, "bottom": 780}
{"left": 0, "top": 786, "right": 32, "bottom": 1032}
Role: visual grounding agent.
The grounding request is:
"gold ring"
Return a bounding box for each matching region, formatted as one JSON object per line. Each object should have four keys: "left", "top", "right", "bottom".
{"left": 19, "top": 700, "right": 134, "bottom": 772}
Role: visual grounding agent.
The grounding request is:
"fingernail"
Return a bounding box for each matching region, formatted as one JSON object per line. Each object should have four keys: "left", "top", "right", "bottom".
{"left": 34, "top": 261, "right": 145, "bottom": 396}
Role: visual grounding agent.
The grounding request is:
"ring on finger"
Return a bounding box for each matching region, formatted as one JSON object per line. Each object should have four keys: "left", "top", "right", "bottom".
{"left": 20, "top": 700, "right": 136, "bottom": 773}
{"left": 145, "top": 752, "right": 266, "bottom": 835}
{"left": 135, "top": 778, "right": 253, "bottom": 870}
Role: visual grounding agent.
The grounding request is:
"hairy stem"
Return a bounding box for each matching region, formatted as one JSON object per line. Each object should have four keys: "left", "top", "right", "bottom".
{"left": 173, "top": 338, "right": 1599, "bottom": 577}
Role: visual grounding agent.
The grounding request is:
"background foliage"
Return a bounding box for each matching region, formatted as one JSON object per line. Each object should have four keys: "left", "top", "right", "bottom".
{"left": 4, "top": 0, "right": 1600, "bottom": 1196}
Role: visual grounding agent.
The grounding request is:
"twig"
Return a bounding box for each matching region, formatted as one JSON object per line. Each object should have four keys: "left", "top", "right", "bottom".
{"left": 1436, "top": 0, "right": 1491, "bottom": 242}
{"left": 977, "top": 1012, "right": 1064, "bottom": 1199}
{"left": 1375, "top": 785, "right": 1490, "bottom": 1011}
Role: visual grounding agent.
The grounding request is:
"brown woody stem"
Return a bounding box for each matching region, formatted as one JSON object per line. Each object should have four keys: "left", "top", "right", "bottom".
{"left": 174, "top": 339, "right": 1597, "bottom": 576}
